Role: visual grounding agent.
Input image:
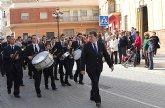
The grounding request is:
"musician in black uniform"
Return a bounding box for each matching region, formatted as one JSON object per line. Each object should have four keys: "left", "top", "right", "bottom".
{"left": 50, "top": 37, "right": 59, "bottom": 80}
{"left": 0, "top": 36, "right": 4, "bottom": 76}
{"left": 39, "top": 35, "right": 47, "bottom": 50}
{"left": 1, "top": 35, "right": 11, "bottom": 77}
{"left": 3, "top": 37, "right": 22, "bottom": 98}
{"left": 43, "top": 43, "right": 57, "bottom": 90}
{"left": 80, "top": 31, "right": 114, "bottom": 107}
{"left": 52, "top": 34, "right": 71, "bottom": 86}
{"left": 26, "top": 35, "right": 43, "bottom": 97}
{"left": 25, "top": 36, "right": 33, "bottom": 79}
{"left": 72, "top": 33, "right": 84, "bottom": 84}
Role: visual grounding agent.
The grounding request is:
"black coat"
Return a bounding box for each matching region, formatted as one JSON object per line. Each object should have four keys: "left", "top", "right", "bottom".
{"left": 3, "top": 45, "right": 23, "bottom": 73}
{"left": 81, "top": 41, "right": 113, "bottom": 73}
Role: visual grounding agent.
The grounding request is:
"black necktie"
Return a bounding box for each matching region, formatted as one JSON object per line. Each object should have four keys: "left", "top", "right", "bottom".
{"left": 93, "top": 43, "right": 97, "bottom": 54}
{"left": 35, "top": 45, "right": 38, "bottom": 53}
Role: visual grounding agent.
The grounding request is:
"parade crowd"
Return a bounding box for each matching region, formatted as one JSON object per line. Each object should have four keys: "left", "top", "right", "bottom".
{"left": 0, "top": 29, "right": 160, "bottom": 107}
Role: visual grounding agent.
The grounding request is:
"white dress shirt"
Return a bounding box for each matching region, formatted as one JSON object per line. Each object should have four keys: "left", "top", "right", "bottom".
{"left": 32, "top": 43, "right": 40, "bottom": 52}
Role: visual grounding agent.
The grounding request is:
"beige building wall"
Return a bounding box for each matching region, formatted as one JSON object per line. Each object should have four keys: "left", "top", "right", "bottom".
{"left": 162, "top": 0, "right": 165, "bottom": 29}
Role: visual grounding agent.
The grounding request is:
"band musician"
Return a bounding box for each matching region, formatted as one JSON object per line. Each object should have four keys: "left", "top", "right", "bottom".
{"left": 26, "top": 35, "right": 43, "bottom": 98}
{"left": 3, "top": 37, "right": 22, "bottom": 98}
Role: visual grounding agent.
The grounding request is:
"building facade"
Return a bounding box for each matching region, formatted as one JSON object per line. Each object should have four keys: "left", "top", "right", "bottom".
{"left": 100, "top": 0, "right": 165, "bottom": 52}
{"left": 8, "top": 0, "right": 101, "bottom": 39}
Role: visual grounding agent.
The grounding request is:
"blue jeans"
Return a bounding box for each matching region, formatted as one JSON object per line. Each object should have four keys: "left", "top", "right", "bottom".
{"left": 148, "top": 52, "right": 154, "bottom": 69}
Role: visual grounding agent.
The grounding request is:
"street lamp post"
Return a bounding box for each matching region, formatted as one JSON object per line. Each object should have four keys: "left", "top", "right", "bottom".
{"left": 52, "top": 8, "right": 63, "bottom": 41}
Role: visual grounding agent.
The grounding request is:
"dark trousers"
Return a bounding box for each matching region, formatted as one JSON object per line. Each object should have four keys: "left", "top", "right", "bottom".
{"left": 74, "top": 59, "right": 83, "bottom": 82}
{"left": 69, "top": 59, "right": 74, "bottom": 77}
{"left": 43, "top": 65, "right": 56, "bottom": 88}
{"left": 63, "top": 58, "right": 73, "bottom": 83}
{"left": 7, "top": 65, "right": 21, "bottom": 95}
{"left": 137, "top": 50, "right": 141, "bottom": 64}
{"left": 111, "top": 51, "right": 118, "bottom": 64}
{"left": 0, "top": 55, "right": 3, "bottom": 75}
{"left": 32, "top": 65, "right": 42, "bottom": 94}
{"left": 87, "top": 69, "right": 101, "bottom": 103}
{"left": 144, "top": 51, "right": 149, "bottom": 66}
{"left": 28, "top": 62, "right": 33, "bottom": 78}
{"left": 54, "top": 59, "right": 59, "bottom": 79}
{"left": 148, "top": 52, "right": 154, "bottom": 69}
{"left": 118, "top": 47, "right": 127, "bottom": 63}
{"left": 58, "top": 59, "right": 65, "bottom": 84}
{"left": 153, "top": 46, "right": 157, "bottom": 55}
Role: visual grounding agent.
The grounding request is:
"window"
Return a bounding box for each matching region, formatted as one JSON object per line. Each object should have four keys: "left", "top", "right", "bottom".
{"left": 93, "top": 10, "right": 99, "bottom": 16}
{"left": 21, "top": 13, "right": 29, "bottom": 20}
{"left": 80, "top": 10, "right": 87, "bottom": 16}
{"left": 46, "top": 32, "right": 54, "bottom": 39}
{"left": 40, "top": 12, "right": 48, "bottom": 19}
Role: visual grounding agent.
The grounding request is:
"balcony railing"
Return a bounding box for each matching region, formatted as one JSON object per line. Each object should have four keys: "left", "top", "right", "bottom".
{"left": 108, "top": 4, "right": 120, "bottom": 14}
{"left": 60, "top": 16, "right": 99, "bottom": 22}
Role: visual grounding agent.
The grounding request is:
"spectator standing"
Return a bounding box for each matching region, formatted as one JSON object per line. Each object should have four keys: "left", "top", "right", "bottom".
{"left": 150, "top": 32, "right": 160, "bottom": 55}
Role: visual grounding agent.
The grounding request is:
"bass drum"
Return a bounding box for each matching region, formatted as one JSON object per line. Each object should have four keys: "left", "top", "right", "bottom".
{"left": 32, "top": 51, "right": 54, "bottom": 70}
{"left": 73, "top": 49, "right": 82, "bottom": 60}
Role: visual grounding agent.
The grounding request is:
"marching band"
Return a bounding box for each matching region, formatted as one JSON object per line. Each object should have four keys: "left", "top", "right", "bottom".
{"left": 0, "top": 33, "right": 85, "bottom": 98}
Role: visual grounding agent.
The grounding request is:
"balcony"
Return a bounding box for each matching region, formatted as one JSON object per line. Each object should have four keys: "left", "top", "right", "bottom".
{"left": 60, "top": 16, "right": 99, "bottom": 22}
{"left": 108, "top": 4, "right": 120, "bottom": 14}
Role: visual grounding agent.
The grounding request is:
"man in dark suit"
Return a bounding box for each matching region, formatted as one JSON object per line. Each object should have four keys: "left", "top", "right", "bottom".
{"left": 0, "top": 37, "right": 4, "bottom": 76}
{"left": 72, "top": 33, "right": 84, "bottom": 84}
{"left": 38, "top": 35, "right": 47, "bottom": 50}
{"left": 26, "top": 35, "right": 43, "bottom": 97}
{"left": 52, "top": 34, "right": 71, "bottom": 86}
{"left": 50, "top": 36, "right": 59, "bottom": 80}
{"left": 1, "top": 35, "right": 11, "bottom": 76}
{"left": 3, "top": 37, "right": 22, "bottom": 98}
{"left": 81, "top": 31, "right": 114, "bottom": 107}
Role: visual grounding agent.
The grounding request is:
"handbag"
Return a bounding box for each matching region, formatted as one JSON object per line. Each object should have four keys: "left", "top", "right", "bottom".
{"left": 157, "top": 44, "right": 160, "bottom": 48}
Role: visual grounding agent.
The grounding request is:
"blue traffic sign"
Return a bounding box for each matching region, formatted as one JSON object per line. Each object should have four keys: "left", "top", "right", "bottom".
{"left": 99, "top": 16, "right": 109, "bottom": 26}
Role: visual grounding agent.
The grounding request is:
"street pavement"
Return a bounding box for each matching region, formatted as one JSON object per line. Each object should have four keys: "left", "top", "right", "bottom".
{"left": 0, "top": 53, "right": 165, "bottom": 108}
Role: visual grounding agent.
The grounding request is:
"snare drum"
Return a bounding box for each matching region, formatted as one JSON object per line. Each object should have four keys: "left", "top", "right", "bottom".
{"left": 73, "top": 49, "right": 82, "bottom": 60}
{"left": 32, "top": 51, "right": 54, "bottom": 70}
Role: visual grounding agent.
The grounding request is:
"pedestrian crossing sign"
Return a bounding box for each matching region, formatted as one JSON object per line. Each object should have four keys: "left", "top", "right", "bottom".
{"left": 99, "top": 16, "right": 109, "bottom": 26}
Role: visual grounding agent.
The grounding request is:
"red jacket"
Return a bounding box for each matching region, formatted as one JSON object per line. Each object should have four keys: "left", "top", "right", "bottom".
{"left": 134, "top": 36, "right": 142, "bottom": 49}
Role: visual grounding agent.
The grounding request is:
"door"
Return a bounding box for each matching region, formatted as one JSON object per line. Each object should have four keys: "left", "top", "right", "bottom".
{"left": 46, "top": 32, "right": 54, "bottom": 39}
{"left": 23, "top": 33, "right": 28, "bottom": 40}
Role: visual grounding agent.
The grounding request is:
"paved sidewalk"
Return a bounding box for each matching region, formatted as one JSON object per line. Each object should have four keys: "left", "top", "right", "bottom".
{"left": 0, "top": 52, "right": 164, "bottom": 108}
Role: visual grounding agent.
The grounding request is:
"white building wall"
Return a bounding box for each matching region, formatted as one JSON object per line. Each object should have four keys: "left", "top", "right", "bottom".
{"left": 162, "top": 0, "right": 165, "bottom": 29}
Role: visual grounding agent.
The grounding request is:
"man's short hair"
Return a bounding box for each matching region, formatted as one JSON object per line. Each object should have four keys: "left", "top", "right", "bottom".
{"left": 89, "top": 31, "right": 97, "bottom": 37}
{"left": 77, "top": 33, "right": 82, "bottom": 37}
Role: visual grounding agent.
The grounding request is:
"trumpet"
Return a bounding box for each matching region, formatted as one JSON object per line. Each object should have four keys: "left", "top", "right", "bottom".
{"left": 11, "top": 50, "right": 19, "bottom": 62}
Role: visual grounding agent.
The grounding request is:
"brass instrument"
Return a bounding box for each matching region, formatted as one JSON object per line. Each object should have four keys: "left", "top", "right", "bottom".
{"left": 11, "top": 50, "right": 19, "bottom": 62}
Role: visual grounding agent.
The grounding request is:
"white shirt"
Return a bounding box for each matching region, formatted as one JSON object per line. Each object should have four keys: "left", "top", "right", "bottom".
{"left": 110, "top": 39, "right": 119, "bottom": 52}
{"left": 32, "top": 43, "right": 40, "bottom": 52}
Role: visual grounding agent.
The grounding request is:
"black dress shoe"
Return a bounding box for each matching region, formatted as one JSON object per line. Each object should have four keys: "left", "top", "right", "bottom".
{"left": 61, "top": 83, "right": 65, "bottom": 86}
{"left": 8, "top": 89, "right": 11, "bottom": 94}
{"left": 96, "top": 102, "right": 101, "bottom": 107}
{"left": 37, "top": 93, "right": 42, "bottom": 98}
{"left": 74, "top": 77, "right": 78, "bottom": 83}
{"left": 45, "top": 86, "right": 49, "bottom": 89}
{"left": 29, "top": 76, "right": 32, "bottom": 79}
{"left": 52, "top": 87, "right": 57, "bottom": 90}
{"left": 90, "top": 97, "right": 95, "bottom": 101}
{"left": 55, "top": 78, "right": 59, "bottom": 80}
{"left": 65, "top": 82, "right": 71, "bottom": 86}
{"left": 79, "top": 82, "right": 84, "bottom": 85}
{"left": 20, "top": 84, "right": 24, "bottom": 86}
{"left": 70, "top": 75, "right": 73, "bottom": 79}
{"left": 14, "top": 94, "right": 20, "bottom": 98}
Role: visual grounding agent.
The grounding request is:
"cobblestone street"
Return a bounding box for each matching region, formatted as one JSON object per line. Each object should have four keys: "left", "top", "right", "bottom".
{"left": 0, "top": 53, "right": 165, "bottom": 108}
